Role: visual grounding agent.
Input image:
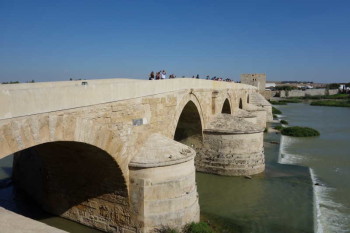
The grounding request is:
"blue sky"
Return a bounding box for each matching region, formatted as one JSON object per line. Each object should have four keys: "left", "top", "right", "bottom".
{"left": 1, "top": 0, "right": 350, "bottom": 83}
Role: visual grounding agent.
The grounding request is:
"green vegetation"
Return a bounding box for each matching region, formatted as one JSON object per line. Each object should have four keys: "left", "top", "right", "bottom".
{"left": 1, "top": 81, "right": 20, "bottom": 84}
{"left": 327, "top": 83, "right": 340, "bottom": 89}
{"left": 273, "top": 114, "right": 278, "bottom": 119}
{"left": 274, "top": 125, "right": 284, "bottom": 131}
{"left": 281, "top": 99, "right": 302, "bottom": 103}
{"left": 280, "top": 120, "right": 288, "bottom": 125}
{"left": 275, "top": 85, "right": 297, "bottom": 91}
{"left": 327, "top": 94, "right": 350, "bottom": 99}
{"left": 157, "top": 227, "right": 179, "bottom": 233}
{"left": 272, "top": 107, "right": 282, "bottom": 114}
{"left": 269, "top": 101, "right": 287, "bottom": 105}
{"left": 297, "top": 93, "right": 350, "bottom": 100}
{"left": 270, "top": 99, "right": 302, "bottom": 105}
{"left": 281, "top": 126, "right": 320, "bottom": 137}
{"left": 1, "top": 80, "right": 34, "bottom": 84}
{"left": 310, "top": 100, "right": 350, "bottom": 107}
{"left": 183, "top": 222, "right": 213, "bottom": 233}
{"left": 156, "top": 222, "right": 214, "bottom": 233}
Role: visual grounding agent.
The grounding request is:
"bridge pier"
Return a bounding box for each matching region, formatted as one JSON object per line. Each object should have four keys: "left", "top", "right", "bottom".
{"left": 129, "top": 134, "right": 199, "bottom": 233}
{"left": 196, "top": 114, "right": 265, "bottom": 176}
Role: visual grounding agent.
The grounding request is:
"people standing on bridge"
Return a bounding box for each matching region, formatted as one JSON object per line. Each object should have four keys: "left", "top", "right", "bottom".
{"left": 196, "top": 74, "right": 199, "bottom": 79}
{"left": 161, "top": 70, "right": 167, "bottom": 79}
{"left": 149, "top": 71, "right": 155, "bottom": 80}
{"left": 206, "top": 75, "right": 210, "bottom": 80}
{"left": 156, "top": 72, "right": 160, "bottom": 80}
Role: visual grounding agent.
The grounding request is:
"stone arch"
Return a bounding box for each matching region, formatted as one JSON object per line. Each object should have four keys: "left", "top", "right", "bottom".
{"left": 239, "top": 98, "right": 243, "bottom": 109}
{"left": 174, "top": 101, "right": 203, "bottom": 142}
{"left": 0, "top": 115, "right": 128, "bottom": 175}
{"left": 12, "top": 141, "right": 133, "bottom": 231}
{"left": 0, "top": 115, "right": 135, "bottom": 231}
{"left": 221, "top": 98, "right": 232, "bottom": 114}
{"left": 171, "top": 93, "right": 204, "bottom": 139}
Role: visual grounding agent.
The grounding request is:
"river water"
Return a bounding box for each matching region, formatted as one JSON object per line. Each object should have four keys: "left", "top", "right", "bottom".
{"left": 276, "top": 103, "right": 350, "bottom": 233}
{"left": 0, "top": 102, "right": 348, "bottom": 232}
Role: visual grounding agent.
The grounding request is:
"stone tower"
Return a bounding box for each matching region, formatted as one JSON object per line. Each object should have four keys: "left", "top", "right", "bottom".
{"left": 240, "top": 74, "right": 266, "bottom": 93}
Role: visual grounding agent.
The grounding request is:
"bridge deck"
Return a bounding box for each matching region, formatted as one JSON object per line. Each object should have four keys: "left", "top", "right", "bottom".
{"left": 0, "top": 78, "right": 255, "bottom": 120}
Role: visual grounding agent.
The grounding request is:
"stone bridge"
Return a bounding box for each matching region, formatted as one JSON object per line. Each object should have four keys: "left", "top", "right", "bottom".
{"left": 0, "top": 78, "right": 272, "bottom": 232}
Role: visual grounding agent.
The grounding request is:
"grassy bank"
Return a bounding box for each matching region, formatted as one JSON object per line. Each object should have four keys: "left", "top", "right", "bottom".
{"left": 287, "top": 93, "right": 350, "bottom": 100}
{"left": 270, "top": 101, "right": 287, "bottom": 105}
{"left": 310, "top": 100, "right": 350, "bottom": 107}
{"left": 270, "top": 99, "right": 302, "bottom": 105}
{"left": 272, "top": 107, "right": 282, "bottom": 114}
{"left": 159, "top": 222, "right": 215, "bottom": 233}
{"left": 281, "top": 126, "right": 320, "bottom": 137}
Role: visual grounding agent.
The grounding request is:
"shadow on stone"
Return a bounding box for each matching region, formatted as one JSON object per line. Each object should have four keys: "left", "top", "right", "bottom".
{"left": 12, "top": 141, "right": 133, "bottom": 232}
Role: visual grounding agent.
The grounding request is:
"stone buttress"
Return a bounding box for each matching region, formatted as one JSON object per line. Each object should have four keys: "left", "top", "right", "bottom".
{"left": 232, "top": 108, "right": 258, "bottom": 125}
{"left": 244, "top": 104, "right": 267, "bottom": 128}
{"left": 196, "top": 114, "right": 265, "bottom": 176}
{"left": 129, "top": 134, "right": 199, "bottom": 233}
{"left": 249, "top": 92, "right": 273, "bottom": 122}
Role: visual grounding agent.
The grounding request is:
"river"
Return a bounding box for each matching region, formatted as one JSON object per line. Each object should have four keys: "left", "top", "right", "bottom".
{"left": 276, "top": 102, "right": 350, "bottom": 233}
{"left": 0, "top": 102, "right": 349, "bottom": 232}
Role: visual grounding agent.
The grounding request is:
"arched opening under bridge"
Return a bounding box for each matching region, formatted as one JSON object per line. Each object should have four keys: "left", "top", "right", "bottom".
{"left": 9, "top": 141, "right": 132, "bottom": 231}
{"left": 239, "top": 98, "right": 243, "bottom": 109}
{"left": 174, "top": 101, "right": 203, "bottom": 146}
{"left": 222, "top": 99, "right": 231, "bottom": 114}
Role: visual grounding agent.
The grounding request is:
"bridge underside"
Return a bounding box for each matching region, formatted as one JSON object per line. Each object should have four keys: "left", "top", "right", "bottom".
{"left": 13, "top": 141, "right": 136, "bottom": 232}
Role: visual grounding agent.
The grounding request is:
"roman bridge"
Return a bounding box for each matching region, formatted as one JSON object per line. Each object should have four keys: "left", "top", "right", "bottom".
{"left": 0, "top": 78, "right": 272, "bottom": 233}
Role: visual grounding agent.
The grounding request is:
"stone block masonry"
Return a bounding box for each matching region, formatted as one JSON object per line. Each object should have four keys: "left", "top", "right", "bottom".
{"left": 196, "top": 114, "right": 265, "bottom": 176}
{"left": 0, "top": 78, "right": 271, "bottom": 233}
{"left": 279, "top": 88, "right": 338, "bottom": 97}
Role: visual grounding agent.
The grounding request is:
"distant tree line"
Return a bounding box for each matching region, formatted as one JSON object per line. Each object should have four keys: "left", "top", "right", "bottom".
{"left": 327, "top": 83, "right": 340, "bottom": 89}
{"left": 281, "top": 81, "right": 313, "bottom": 84}
{"left": 1, "top": 81, "right": 20, "bottom": 84}
{"left": 327, "top": 83, "right": 350, "bottom": 89}
{"left": 1, "top": 80, "right": 35, "bottom": 84}
{"left": 274, "top": 85, "right": 298, "bottom": 91}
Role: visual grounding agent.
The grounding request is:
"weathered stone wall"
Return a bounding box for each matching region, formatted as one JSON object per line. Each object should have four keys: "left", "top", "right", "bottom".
{"left": 0, "top": 79, "right": 267, "bottom": 232}
{"left": 279, "top": 88, "right": 339, "bottom": 97}
{"left": 261, "top": 90, "right": 272, "bottom": 100}
{"left": 196, "top": 114, "right": 265, "bottom": 176}
{"left": 128, "top": 133, "right": 199, "bottom": 233}
{"left": 197, "top": 132, "right": 265, "bottom": 176}
{"left": 240, "top": 74, "right": 266, "bottom": 93}
{"left": 129, "top": 159, "right": 199, "bottom": 233}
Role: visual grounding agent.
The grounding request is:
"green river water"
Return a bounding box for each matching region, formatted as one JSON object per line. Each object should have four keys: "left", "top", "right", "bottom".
{"left": 0, "top": 102, "right": 349, "bottom": 232}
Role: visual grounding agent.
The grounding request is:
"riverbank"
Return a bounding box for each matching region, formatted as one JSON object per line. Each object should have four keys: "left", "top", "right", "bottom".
{"left": 272, "top": 93, "right": 350, "bottom": 108}
{"left": 310, "top": 99, "right": 350, "bottom": 107}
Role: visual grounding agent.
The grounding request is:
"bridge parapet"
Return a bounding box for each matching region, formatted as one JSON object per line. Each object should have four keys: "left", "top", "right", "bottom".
{"left": 0, "top": 78, "right": 255, "bottom": 120}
